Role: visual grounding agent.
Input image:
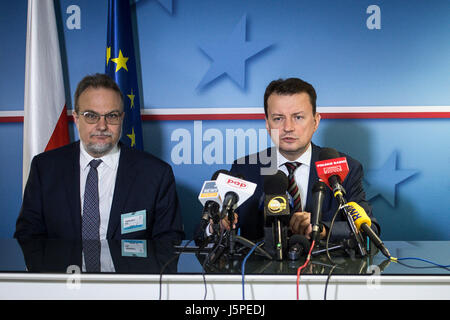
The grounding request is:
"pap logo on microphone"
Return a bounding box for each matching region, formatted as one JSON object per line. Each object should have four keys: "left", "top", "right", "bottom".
{"left": 226, "top": 178, "right": 248, "bottom": 189}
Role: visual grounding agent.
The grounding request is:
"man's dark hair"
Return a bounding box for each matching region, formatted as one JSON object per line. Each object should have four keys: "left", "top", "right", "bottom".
{"left": 263, "top": 77, "right": 317, "bottom": 117}
{"left": 74, "top": 73, "right": 124, "bottom": 112}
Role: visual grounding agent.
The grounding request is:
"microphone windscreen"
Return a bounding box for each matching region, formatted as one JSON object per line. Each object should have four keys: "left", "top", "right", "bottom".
{"left": 288, "top": 234, "right": 311, "bottom": 251}
{"left": 319, "top": 147, "right": 340, "bottom": 161}
{"left": 211, "top": 169, "right": 230, "bottom": 180}
{"left": 231, "top": 172, "right": 245, "bottom": 180}
{"left": 263, "top": 170, "right": 288, "bottom": 194}
{"left": 347, "top": 202, "right": 372, "bottom": 228}
{"left": 312, "top": 180, "right": 327, "bottom": 193}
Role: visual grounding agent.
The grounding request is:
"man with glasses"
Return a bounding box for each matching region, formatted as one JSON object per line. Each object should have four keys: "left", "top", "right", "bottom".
{"left": 15, "top": 74, "right": 184, "bottom": 243}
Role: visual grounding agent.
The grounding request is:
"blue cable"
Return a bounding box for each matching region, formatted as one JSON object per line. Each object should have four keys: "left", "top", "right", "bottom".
{"left": 393, "top": 257, "right": 450, "bottom": 269}
{"left": 241, "top": 241, "right": 263, "bottom": 300}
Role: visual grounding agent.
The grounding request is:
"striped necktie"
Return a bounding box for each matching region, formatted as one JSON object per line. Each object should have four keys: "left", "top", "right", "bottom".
{"left": 285, "top": 162, "right": 302, "bottom": 212}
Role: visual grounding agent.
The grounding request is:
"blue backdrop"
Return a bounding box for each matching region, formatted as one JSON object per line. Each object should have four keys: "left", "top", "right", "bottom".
{"left": 0, "top": 0, "right": 449, "bottom": 240}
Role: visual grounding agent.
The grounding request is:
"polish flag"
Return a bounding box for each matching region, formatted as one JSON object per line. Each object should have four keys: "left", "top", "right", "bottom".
{"left": 23, "top": 0, "right": 69, "bottom": 190}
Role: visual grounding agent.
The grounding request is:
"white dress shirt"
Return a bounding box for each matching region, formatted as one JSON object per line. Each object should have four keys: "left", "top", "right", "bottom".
{"left": 79, "top": 143, "right": 120, "bottom": 272}
{"left": 276, "top": 143, "right": 312, "bottom": 211}
{"left": 79, "top": 143, "right": 120, "bottom": 240}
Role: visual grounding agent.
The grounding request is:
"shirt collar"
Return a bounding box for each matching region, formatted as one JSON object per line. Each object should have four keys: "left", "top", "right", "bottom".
{"left": 276, "top": 143, "right": 312, "bottom": 169}
{"left": 79, "top": 142, "right": 120, "bottom": 171}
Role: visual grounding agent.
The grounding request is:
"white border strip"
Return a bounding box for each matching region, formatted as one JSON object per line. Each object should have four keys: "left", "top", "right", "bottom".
{"left": 0, "top": 110, "right": 25, "bottom": 117}
{"left": 1, "top": 272, "right": 449, "bottom": 284}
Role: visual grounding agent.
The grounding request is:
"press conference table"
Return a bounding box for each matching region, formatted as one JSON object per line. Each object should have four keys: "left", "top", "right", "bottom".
{"left": 0, "top": 239, "right": 448, "bottom": 300}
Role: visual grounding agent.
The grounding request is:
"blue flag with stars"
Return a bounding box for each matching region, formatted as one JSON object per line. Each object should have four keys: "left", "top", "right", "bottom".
{"left": 105, "top": 0, "right": 143, "bottom": 150}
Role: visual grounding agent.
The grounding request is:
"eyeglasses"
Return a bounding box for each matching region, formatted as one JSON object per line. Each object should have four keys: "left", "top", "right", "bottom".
{"left": 78, "top": 111, "right": 123, "bottom": 125}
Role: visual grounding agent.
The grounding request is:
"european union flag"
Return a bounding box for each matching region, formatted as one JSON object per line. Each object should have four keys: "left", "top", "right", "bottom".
{"left": 105, "top": 0, "right": 143, "bottom": 150}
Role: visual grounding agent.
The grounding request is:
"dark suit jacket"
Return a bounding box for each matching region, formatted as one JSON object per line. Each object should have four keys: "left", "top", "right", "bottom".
{"left": 229, "top": 143, "right": 379, "bottom": 242}
{"left": 15, "top": 141, "right": 184, "bottom": 242}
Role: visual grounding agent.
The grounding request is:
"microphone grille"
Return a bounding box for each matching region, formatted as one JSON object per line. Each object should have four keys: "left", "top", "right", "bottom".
{"left": 263, "top": 170, "right": 288, "bottom": 194}
{"left": 231, "top": 172, "right": 245, "bottom": 180}
{"left": 211, "top": 169, "right": 229, "bottom": 180}
{"left": 288, "top": 235, "right": 311, "bottom": 251}
{"left": 312, "top": 180, "right": 328, "bottom": 193}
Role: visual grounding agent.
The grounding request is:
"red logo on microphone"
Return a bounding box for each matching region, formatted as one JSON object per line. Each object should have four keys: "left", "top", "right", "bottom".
{"left": 226, "top": 178, "right": 247, "bottom": 189}
{"left": 315, "top": 157, "right": 349, "bottom": 190}
{"left": 324, "top": 165, "right": 343, "bottom": 174}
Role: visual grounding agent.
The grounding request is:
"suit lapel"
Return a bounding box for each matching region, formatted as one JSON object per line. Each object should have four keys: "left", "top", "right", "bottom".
{"left": 106, "top": 144, "right": 139, "bottom": 239}
{"left": 63, "top": 142, "right": 82, "bottom": 239}
{"left": 305, "top": 143, "right": 321, "bottom": 212}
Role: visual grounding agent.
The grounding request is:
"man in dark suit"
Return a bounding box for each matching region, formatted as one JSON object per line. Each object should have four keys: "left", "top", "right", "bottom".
{"left": 228, "top": 78, "right": 379, "bottom": 243}
{"left": 15, "top": 74, "right": 184, "bottom": 243}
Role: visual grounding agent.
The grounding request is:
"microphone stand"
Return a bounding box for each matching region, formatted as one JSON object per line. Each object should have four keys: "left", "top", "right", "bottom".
{"left": 229, "top": 207, "right": 272, "bottom": 259}
{"left": 230, "top": 230, "right": 273, "bottom": 260}
{"left": 333, "top": 188, "right": 367, "bottom": 258}
{"left": 311, "top": 243, "right": 346, "bottom": 257}
{"left": 213, "top": 207, "right": 272, "bottom": 262}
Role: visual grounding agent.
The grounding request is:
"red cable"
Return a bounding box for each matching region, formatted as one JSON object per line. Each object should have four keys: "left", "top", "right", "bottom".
{"left": 296, "top": 240, "right": 315, "bottom": 300}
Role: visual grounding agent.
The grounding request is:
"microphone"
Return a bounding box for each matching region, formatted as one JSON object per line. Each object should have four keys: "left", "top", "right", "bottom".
{"left": 346, "top": 202, "right": 391, "bottom": 258}
{"left": 196, "top": 170, "right": 229, "bottom": 243}
{"left": 310, "top": 180, "right": 327, "bottom": 242}
{"left": 263, "top": 170, "right": 289, "bottom": 216}
{"left": 211, "top": 169, "right": 230, "bottom": 181}
{"left": 315, "top": 148, "right": 349, "bottom": 206}
{"left": 215, "top": 172, "right": 257, "bottom": 256}
{"left": 287, "top": 234, "right": 311, "bottom": 261}
{"left": 315, "top": 147, "right": 367, "bottom": 257}
{"left": 263, "top": 170, "right": 290, "bottom": 260}
{"left": 215, "top": 172, "right": 257, "bottom": 223}
{"left": 198, "top": 170, "right": 228, "bottom": 219}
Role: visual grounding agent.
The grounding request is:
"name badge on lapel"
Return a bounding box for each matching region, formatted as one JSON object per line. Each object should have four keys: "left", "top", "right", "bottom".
{"left": 121, "top": 210, "right": 146, "bottom": 234}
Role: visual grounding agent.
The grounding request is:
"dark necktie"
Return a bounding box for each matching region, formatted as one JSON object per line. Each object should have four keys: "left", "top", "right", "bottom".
{"left": 285, "top": 162, "right": 302, "bottom": 212}
{"left": 82, "top": 159, "right": 102, "bottom": 272}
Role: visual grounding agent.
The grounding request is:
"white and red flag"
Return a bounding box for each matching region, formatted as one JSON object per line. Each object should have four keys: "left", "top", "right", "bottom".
{"left": 23, "top": 0, "right": 69, "bottom": 190}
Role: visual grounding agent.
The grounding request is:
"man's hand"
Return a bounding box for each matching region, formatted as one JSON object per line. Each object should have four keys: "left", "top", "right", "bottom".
{"left": 289, "top": 211, "right": 311, "bottom": 237}
{"left": 208, "top": 213, "right": 238, "bottom": 234}
{"left": 289, "top": 211, "right": 326, "bottom": 239}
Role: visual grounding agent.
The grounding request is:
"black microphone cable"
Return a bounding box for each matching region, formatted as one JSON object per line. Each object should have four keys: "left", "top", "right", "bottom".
{"left": 325, "top": 204, "right": 344, "bottom": 265}
{"left": 323, "top": 264, "right": 337, "bottom": 300}
{"left": 320, "top": 203, "right": 346, "bottom": 300}
{"left": 158, "top": 238, "right": 194, "bottom": 300}
{"left": 201, "top": 226, "right": 226, "bottom": 300}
